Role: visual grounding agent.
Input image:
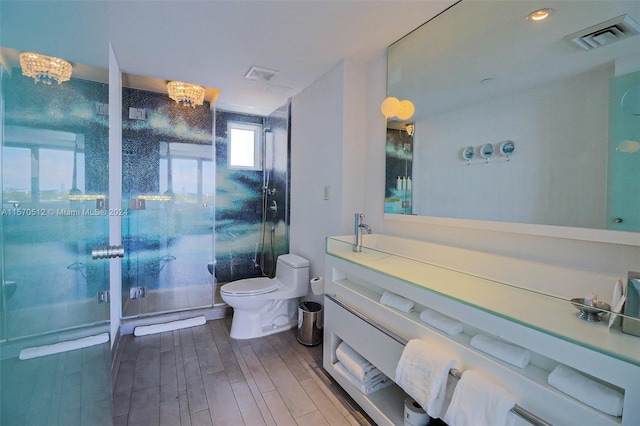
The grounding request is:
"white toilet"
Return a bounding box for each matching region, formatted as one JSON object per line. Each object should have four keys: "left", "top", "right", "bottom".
{"left": 220, "top": 254, "right": 310, "bottom": 339}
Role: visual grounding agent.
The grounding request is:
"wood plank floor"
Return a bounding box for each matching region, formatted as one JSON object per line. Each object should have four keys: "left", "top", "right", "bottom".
{"left": 112, "top": 317, "right": 374, "bottom": 426}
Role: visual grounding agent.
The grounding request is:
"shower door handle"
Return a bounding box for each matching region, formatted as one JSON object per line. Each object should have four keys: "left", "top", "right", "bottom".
{"left": 91, "top": 245, "right": 125, "bottom": 259}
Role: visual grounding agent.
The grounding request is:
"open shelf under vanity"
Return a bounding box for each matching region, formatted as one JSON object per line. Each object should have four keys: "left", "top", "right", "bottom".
{"left": 323, "top": 235, "right": 640, "bottom": 426}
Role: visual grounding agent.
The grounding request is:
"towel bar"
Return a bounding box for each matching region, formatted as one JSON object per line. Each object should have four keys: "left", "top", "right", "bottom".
{"left": 326, "top": 294, "right": 552, "bottom": 426}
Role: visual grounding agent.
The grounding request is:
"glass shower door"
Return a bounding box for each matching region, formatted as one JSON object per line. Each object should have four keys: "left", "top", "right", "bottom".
{"left": 121, "top": 81, "right": 215, "bottom": 318}
{"left": 2, "top": 128, "right": 110, "bottom": 338}
{"left": 0, "top": 55, "right": 112, "bottom": 425}
{"left": 1, "top": 131, "right": 112, "bottom": 425}
{"left": 122, "top": 141, "right": 215, "bottom": 317}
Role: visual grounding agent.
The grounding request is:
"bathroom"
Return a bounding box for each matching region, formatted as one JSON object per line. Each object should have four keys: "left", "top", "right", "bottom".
{"left": 0, "top": 63, "right": 290, "bottom": 413}
{"left": 2, "top": 1, "right": 640, "bottom": 425}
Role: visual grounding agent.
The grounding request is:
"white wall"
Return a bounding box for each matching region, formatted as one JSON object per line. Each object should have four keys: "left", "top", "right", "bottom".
{"left": 341, "top": 60, "right": 368, "bottom": 231}
{"left": 291, "top": 60, "right": 368, "bottom": 301}
{"left": 414, "top": 65, "right": 610, "bottom": 228}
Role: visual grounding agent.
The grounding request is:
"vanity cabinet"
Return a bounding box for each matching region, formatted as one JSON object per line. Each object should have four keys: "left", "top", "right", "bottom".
{"left": 322, "top": 235, "right": 640, "bottom": 426}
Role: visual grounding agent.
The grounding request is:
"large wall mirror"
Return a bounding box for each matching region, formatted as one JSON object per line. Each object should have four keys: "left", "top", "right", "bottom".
{"left": 385, "top": 0, "right": 640, "bottom": 233}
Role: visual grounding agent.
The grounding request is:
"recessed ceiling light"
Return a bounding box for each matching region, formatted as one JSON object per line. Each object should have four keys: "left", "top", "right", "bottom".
{"left": 526, "top": 8, "right": 553, "bottom": 22}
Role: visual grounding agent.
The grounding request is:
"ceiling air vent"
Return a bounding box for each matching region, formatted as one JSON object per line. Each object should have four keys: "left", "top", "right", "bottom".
{"left": 264, "top": 84, "right": 292, "bottom": 94}
{"left": 244, "top": 66, "right": 279, "bottom": 82}
{"left": 565, "top": 14, "right": 640, "bottom": 50}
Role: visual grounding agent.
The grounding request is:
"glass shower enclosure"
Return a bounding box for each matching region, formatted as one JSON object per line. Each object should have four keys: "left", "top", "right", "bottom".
{"left": 1, "top": 2, "right": 113, "bottom": 423}
{"left": 120, "top": 79, "right": 216, "bottom": 318}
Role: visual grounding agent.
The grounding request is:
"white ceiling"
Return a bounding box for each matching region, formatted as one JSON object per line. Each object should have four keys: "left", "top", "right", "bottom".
{"left": 388, "top": 0, "right": 640, "bottom": 120}
{"left": 107, "top": 1, "right": 457, "bottom": 115}
{"left": 5, "top": 1, "right": 638, "bottom": 118}
{"left": 0, "top": 0, "right": 459, "bottom": 116}
{"left": 1, "top": 0, "right": 459, "bottom": 115}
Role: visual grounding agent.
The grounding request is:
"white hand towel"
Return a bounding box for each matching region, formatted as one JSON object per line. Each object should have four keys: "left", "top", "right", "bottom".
{"left": 419, "top": 308, "right": 463, "bottom": 335}
{"left": 470, "top": 334, "right": 530, "bottom": 368}
{"left": 333, "top": 362, "right": 392, "bottom": 395}
{"left": 395, "top": 339, "right": 457, "bottom": 418}
{"left": 443, "top": 370, "right": 516, "bottom": 426}
{"left": 380, "top": 290, "right": 414, "bottom": 313}
{"left": 547, "top": 365, "right": 623, "bottom": 417}
{"left": 336, "top": 342, "right": 380, "bottom": 383}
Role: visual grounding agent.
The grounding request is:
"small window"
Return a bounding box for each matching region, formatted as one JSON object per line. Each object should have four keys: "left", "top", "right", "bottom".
{"left": 228, "top": 122, "right": 262, "bottom": 171}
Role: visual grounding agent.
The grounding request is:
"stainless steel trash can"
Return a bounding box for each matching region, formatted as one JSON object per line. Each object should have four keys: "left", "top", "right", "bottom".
{"left": 297, "top": 301, "right": 323, "bottom": 346}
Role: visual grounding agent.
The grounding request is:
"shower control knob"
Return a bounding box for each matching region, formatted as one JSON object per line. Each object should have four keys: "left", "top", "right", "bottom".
{"left": 612, "top": 218, "right": 623, "bottom": 223}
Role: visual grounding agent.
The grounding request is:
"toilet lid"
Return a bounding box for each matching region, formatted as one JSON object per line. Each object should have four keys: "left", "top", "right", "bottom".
{"left": 220, "top": 278, "right": 278, "bottom": 296}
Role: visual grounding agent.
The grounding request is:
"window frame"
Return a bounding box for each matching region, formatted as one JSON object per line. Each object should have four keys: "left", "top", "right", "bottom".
{"left": 227, "top": 121, "right": 262, "bottom": 171}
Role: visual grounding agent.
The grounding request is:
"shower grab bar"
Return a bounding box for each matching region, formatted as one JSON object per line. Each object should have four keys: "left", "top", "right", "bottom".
{"left": 325, "top": 294, "right": 552, "bottom": 426}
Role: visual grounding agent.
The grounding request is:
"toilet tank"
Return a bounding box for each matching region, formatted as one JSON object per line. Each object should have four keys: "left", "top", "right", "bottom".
{"left": 276, "top": 254, "right": 310, "bottom": 290}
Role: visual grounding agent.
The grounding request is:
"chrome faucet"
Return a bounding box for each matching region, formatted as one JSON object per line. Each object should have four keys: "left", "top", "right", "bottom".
{"left": 353, "top": 213, "right": 372, "bottom": 252}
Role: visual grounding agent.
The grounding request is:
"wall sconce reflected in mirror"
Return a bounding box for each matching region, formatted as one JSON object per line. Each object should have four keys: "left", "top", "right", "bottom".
{"left": 381, "top": 96, "right": 400, "bottom": 117}
{"left": 381, "top": 97, "right": 415, "bottom": 120}
{"left": 617, "top": 139, "right": 640, "bottom": 153}
{"left": 397, "top": 100, "right": 415, "bottom": 120}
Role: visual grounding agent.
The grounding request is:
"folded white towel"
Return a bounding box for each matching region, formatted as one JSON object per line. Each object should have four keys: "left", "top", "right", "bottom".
{"left": 547, "top": 365, "right": 623, "bottom": 417}
{"left": 333, "top": 361, "right": 392, "bottom": 395}
{"left": 444, "top": 370, "right": 516, "bottom": 426}
{"left": 336, "top": 342, "right": 382, "bottom": 383}
{"left": 419, "top": 308, "right": 463, "bottom": 335}
{"left": 395, "top": 339, "right": 457, "bottom": 418}
{"left": 470, "top": 334, "right": 530, "bottom": 369}
{"left": 380, "top": 290, "right": 414, "bottom": 313}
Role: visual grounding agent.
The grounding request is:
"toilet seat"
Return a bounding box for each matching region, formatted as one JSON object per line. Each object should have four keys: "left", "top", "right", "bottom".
{"left": 220, "top": 278, "right": 278, "bottom": 296}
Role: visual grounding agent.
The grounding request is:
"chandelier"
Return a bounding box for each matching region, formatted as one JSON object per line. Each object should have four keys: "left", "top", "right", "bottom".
{"left": 19, "top": 52, "right": 72, "bottom": 85}
{"left": 167, "top": 81, "right": 205, "bottom": 108}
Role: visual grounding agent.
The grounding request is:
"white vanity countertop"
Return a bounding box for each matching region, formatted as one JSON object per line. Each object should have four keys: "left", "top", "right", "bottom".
{"left": 327, "top": 236, "right": 640, "bottom": 367}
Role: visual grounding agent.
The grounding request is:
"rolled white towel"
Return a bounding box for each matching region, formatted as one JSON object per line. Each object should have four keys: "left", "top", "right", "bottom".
{"left": 547, "top": 365, "right": 624, "bottom": 417}
{"left": 336, "top": 342, "right": 381, "bottom": 383}
{"left": 470, "top": 334, "right": 530, "bottom": 369}
{"left": 334, "top": 362, "right": 392, "bottom": 395}
{"left": 419, "top": 308, "right": 463, "bottom": 335}
{"left": 380, "top": 290, "right": 414, "bottom": 313}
